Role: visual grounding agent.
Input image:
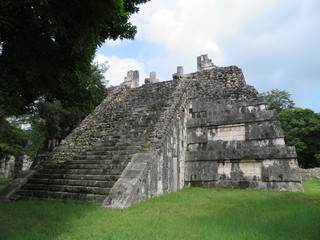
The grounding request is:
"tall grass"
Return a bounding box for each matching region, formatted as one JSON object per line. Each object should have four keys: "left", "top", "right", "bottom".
{"left": 0, "top": 179, "right": 319, "bottom": 240}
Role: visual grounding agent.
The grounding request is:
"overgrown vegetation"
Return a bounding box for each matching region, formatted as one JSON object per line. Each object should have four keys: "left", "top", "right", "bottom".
{"left": 261, "top": 89, "right": 320, "bottom": 168}
{"left": 0, "top": 179, "right": 319, "bottom": 240}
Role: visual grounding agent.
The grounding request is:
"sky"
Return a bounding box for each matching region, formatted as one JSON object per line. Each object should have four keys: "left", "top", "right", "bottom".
{"left": 95, "top": 0, "right": 320, "bottom": 112}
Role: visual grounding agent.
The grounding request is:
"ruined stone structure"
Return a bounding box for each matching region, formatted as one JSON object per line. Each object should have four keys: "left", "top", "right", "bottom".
{"left": 122, "top": 70, "right": 139, "bottom": 88}
{"left": 0, "top": 154, "right": 31, "bottom": 179}
{"left": 300, "top": 168, "right": 320, "bottom": 180}
{"left": 0, "top": 154, "right": 15, "bottom": 179}
{"left": 145, "top": 72, "right": 159, "bottom": 84}
{"left": 12, "top": 55, "right": 303, "bottom": 208}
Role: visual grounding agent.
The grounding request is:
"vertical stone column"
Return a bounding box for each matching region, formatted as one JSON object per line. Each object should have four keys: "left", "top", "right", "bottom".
{"left": 173, "top": 66, "right": 184, "bottom": 79}
{"left": 197, "top": 54, "right": 216, "bottom": 72}
{"left": 0, "top": 155, "right": 5, "bottom": 178}
{"left": 123, "top": 70, "right": 140, "bottom": 88}
{"left": 150, "top": 72, "right": 159, "bottom": 83}
{"left": 144, "top": 72, "right": 159, "bottom": 84}
{"left": 0, "top": 154, "right": 15, "bottom": 178}
{"left": 131, "top": 70, "right": 140, "bottom": 88}
{"left": 177, "top": 66, "right": 184, "bottom": 76}
{"left": 13, "top": 153, "right": 30, "bottom": 178}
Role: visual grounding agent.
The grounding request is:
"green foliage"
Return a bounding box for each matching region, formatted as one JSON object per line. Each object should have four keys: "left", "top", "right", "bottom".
{"left": 0, "top": 117, "right": 29, "bottom": 155}
{"left": 0, "top": 0, "right": 149, "bottom": 115}
{"left": 0, "top": 62, "right": 107, "bottom": 158}
{"left": 23, "top": 120, "right": 47, "bottom": 159}
{"left": 0, "top": 181, "right": 320, "bottom": 240}
{"left": 279, "top": 108, "right": 320, "bottom": 168}
{"left": 0, "top": 115, "right": 47, "bottom": 159}
{"left": 261, "top": 89, "right": 320, "bottom": 168}
{"left": 37, "top": 63, "right": 108, "bottom": 141}
{"left": 261, "top": 89, "right": 295, "bottom": 112}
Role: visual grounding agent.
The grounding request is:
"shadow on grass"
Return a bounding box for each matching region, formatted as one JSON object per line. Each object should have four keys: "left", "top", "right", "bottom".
{"left": 0, "top": 199, "right": 101, "bottom": 240}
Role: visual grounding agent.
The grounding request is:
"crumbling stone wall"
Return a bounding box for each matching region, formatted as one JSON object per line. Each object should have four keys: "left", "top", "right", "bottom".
{"left": 0, "top": 153, "right": 31, "bottom": 179}
{"left": 300, "top": 168, "right": 320, "bottom": 180}
{"left": 0, "top": 154, "right": 15, "bottom": 178}
{"left": 13, "top": 153, "right": 32, "bottom": 178}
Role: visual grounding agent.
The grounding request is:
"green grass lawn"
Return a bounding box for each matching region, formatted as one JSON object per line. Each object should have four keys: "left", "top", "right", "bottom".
{"left": 0, "top": 179, "right": 319, "bottom": 240}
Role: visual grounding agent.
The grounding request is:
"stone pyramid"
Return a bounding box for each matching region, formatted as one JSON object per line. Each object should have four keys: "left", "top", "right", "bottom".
{"left": 13, "top": 55, "right": 303, "bottom": 208}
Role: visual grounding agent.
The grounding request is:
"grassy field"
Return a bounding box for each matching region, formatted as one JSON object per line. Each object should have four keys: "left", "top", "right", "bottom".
{"left": 0, "top": 179, "right": 319, "bottom": 240}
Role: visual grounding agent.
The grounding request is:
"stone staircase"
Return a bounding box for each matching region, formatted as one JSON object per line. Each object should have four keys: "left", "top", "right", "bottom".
{"left": 16, "top": 81, "right": 180, "bottom": 203}
{"left": 18, "top": 138, "right": 141, "bottom": 202}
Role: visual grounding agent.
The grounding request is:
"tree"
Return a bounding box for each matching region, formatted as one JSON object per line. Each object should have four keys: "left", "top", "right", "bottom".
{"left": 260, "top": 89, "right": 295, "bottom": 112}
{"left": 261, "top": 89, "right": 320, "bottom": 168}
{"left": 0, "top": 114, "right": 46, "bottom": 159}
{"left": 0, "top": 0, "right": 149, "bottom": 115}
{"left": 0, "top": 62, "right": 108, "bottom": 158}
{"left": 37, "top": 62, "right": 108, "bottom": 145}
{"left": 279, "top": 108, "right": 320, "bottom": 168}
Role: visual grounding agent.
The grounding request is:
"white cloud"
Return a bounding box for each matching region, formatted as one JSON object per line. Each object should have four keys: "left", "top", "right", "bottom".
{"left": 104, "top": 39, "right": 122, "bottom": 47}
{"left": 97, "top": 0, "right": 320, "bottom": 111}
{"left": 94, "top": 54, "right": 148, "bottom": 87}
{"left": 131, "top": 0, "right": 277, "bottom": 69}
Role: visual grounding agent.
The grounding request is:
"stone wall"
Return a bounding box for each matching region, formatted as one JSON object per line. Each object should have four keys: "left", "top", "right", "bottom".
{"left": 300, "top": 168, "right": 320, "bottom": 180}
{"left": 0, "top": 154, "right": 15, "bottom": 178}
{"left": 0, "top": 153, "right": 31, "bottom": 179}
{"left": 177, "top": 64, "right": 300, "bottom": 191}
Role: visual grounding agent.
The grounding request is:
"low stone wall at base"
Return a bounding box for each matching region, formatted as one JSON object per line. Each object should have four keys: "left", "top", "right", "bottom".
{"left": 186, "top": 180, "right": 303, "bottom": 192}
{"left": 300, "top": 168, "right": 320, "bottom": 180}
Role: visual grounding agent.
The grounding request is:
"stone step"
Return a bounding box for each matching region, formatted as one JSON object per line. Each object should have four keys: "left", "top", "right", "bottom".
{"left": 101, "top": 137, "right": 145, "bottom": 143}
{"left": 89, "top": 145, "right": 142, "bottom": 152}
{"left": 73, "top": 154, "right": 113, "bottom": 160}
{"left": 17, "top": 190, "right": 107, "bottom": 203}
{"left": 38, "top": 168, "right": 122, "bottom": 175}
{"left": 22, "top": 183, "right": 111, "bottom": 195}
{"left": 28, "top": 178, "right": 116, "bottom": 188}
{"left": 82, "top": 153, "right": 134, "bottom": 159}
{"left": 32, "top": 173, "right": 120, "bottom": 181}
{"left": 43, "top": 163, "right": 118, "bottom": 170}
{"left": 64, "top": 159, "right": 114, "bottom": 164}
{"left": 91, "top": 146, "right": 127, "bottom": 151}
